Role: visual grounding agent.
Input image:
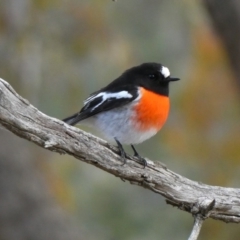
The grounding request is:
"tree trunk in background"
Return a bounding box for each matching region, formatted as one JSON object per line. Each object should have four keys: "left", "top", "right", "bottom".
{"left": 203, "top": 0, "right": 240, "bottom": 90}
{"left": 0, "top": 129, "right": 81, "bottom": 240}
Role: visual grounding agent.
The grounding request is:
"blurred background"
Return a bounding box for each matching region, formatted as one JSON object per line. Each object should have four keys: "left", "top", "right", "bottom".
{"left": 0, "top": 0, "right": 240, "bottom": 239}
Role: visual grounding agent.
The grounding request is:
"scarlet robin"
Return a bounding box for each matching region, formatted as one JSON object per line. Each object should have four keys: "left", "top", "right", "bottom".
{"left": 63, "top": 63, "right": 180, "bottom": 166}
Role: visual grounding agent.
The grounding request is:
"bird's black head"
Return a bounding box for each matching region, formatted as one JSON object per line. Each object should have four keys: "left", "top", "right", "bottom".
{"left": 121, "top": 62, "right": 180, "bottom": 96}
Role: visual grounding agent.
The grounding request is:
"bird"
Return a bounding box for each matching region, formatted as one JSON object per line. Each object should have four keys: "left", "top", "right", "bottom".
{"left": 63, "top": 62, "right": 180, "bottom": 167}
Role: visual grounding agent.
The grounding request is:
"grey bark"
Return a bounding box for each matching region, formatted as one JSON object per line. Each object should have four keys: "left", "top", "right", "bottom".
{"left": 0, "top": 78, "right": 240, "bottom": 230}
{"left": 188, "top": 216, "right": 204, "bottom": 240}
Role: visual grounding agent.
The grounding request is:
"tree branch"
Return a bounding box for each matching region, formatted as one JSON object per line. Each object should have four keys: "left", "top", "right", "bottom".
{"left": 188, "top": 198, "right": 215, "bottom": 240}
{"left": 188, "top": 216, "right": 204, "bottom": 240}
{"left": 0, "top": 78, "right": 240, "bottom": 225}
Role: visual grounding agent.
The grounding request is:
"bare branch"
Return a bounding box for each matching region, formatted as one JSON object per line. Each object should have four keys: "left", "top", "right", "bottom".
{"left": 188, "top": 216, "right": 204, "bottom": 240}
{"left": 188, "top": 198, "right": 215, "bottom": 240}
{"left": 0, "top": 78, "right": 240, "bottom": 224}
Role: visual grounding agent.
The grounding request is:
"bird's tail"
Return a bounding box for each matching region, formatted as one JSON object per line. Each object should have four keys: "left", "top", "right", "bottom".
{"left": 62, "top": 113, "right": 82, "bottom": 126}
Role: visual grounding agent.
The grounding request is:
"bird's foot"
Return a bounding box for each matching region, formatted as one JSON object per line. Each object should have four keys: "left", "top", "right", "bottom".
{"left": 114, "top": 139, "right": 147, "bottom": 168}
{"left": 131, "top": 145, "right": 147, "bottom": 168}
{"left": 114, "top": 138, "right": 127, "bottom": 165}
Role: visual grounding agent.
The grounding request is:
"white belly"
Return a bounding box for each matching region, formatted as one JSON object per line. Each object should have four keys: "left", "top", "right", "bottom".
{"left": 81, "top": 105, "right": 158, "bottom": 145}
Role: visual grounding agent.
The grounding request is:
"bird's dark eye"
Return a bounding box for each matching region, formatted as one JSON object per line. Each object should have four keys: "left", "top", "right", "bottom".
{"left": 148, "top": 74, "right": 157, "bottom": 80}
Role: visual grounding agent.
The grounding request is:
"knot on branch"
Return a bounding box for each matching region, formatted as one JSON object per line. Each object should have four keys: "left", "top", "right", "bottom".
{"left": 44, "top": 139, "right": 58, "bottom": 148}
{"left": 191, "top": 197, "right": 215, "bottom": 219}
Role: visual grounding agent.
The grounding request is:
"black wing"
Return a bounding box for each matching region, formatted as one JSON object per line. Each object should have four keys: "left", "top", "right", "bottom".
{"left": 63, "top": 85, "right": 138, "bottom": 126}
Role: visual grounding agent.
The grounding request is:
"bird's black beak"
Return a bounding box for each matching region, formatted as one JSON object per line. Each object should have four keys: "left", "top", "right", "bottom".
{"left": 167, "top": 76, "right": 180, "bottom": 82}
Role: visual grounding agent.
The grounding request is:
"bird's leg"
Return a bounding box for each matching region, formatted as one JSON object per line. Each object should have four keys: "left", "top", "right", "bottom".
{"left": 131, "top": 145, "right": 147, "bottom": 168}
{"left": 114, "top": 138, "right": 127, "bottom": 165}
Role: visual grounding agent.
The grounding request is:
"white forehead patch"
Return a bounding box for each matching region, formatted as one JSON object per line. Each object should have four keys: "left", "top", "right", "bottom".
{"left": 161, "top": 66, "right": 170, "bottom": 78}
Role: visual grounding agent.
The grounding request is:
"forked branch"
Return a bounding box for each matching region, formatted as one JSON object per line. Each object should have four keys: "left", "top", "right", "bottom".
{"left": 0, "top": 78, "right": 240, "bottom": 232}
